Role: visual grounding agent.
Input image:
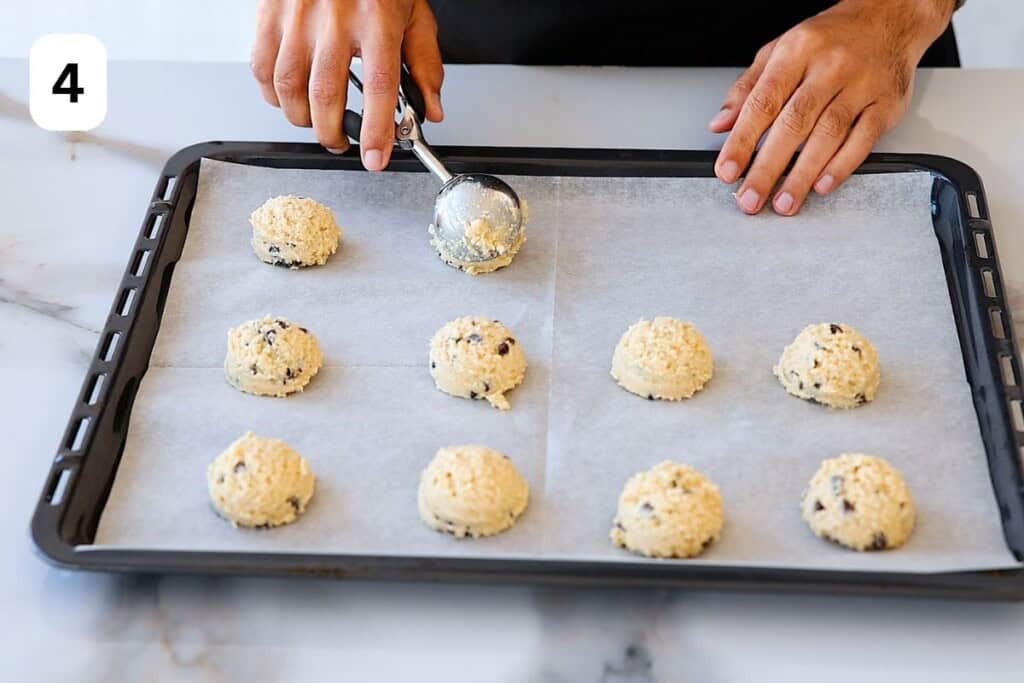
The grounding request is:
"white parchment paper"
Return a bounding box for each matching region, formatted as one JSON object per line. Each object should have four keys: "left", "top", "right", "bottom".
{"left": 92, "top": 158, "right": 1021, "bottom": 573}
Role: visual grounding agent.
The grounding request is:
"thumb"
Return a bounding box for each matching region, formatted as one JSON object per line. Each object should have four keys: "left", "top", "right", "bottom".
{"left": 403, "top": 2, "right": 444, "bottom": 122}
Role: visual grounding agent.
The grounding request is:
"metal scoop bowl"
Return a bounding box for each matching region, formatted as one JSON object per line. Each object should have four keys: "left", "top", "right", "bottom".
{"left": 342, "top": 68, "right": 524, "bottom": 268}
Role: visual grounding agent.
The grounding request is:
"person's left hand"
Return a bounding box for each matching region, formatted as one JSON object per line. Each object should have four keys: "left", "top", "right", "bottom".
{"left": 709, "top": 0, "right": 954, "bottom": 216}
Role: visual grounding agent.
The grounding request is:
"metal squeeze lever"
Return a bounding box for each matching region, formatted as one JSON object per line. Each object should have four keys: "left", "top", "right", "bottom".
{"left": 342, "top": 67, "right": 524, "bottom": 267}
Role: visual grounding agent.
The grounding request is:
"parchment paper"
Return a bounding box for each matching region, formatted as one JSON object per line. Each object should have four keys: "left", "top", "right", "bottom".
{"left": 92, "top": 158, "right": 1021, "bottom": 573}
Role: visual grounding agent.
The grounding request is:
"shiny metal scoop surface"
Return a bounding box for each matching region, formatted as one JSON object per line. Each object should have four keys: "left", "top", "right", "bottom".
{"left": 431, "top": 173, "right": 523, "bottom": 262}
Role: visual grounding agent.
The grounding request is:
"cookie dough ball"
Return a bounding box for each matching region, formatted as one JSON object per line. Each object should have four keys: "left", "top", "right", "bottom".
{"left": 418, "top": 444, "right": 530, "bottom": 538}
{"left": 801, "top": 454, "right": 915, "bottom": 551}
{"left": 250, "top": 195, "right": 341, "bottom": 268}
{"left": 428, "top": 200, "right": 527, "bottom": 275}
{"left": 207, "top": 432, "right": 316, "bottom": 528}
{"left": 774, "top": 323, "right": 880, "bottom": 408}
{"left": 611, "top": 461, "right": 723, "bottom": 559}
{"left": 611, "top": 317, "right": 713, "bottom": 400}
{"left": 429, "top": 316, "right": 526, "bottom": 410}
{"left": 225, "top": 316, "right": 323, "bottom": 397}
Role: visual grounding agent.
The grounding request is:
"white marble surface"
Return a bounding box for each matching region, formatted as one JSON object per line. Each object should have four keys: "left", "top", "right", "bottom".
{"left": 2, "top": 59, "right": 1024, "bottom": 681}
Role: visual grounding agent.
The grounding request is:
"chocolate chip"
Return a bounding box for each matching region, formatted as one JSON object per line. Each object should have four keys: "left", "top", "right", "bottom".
{"left": 855, "top": 393, "right": 867, "bottom": 404}
{"left": 813, "top": 359, "right": 821, "bottom": 368}
{"left": 469, "top": 391, "right": 478, "bottom": 399}
{"left": 268, "top": 245, "right": 280, "bottom": 254}
{"left": 798, "top": 381, "right": 804, "bottom": 391}
{"left": 233, "top": 461, "right": 246, "bottom": 474}
{"left": 870, "top": 532, "right": 887, "bottom": 550}
{"left": 851, "top": 345, "right": 862, "bottom": 355}
{"left": 466, "top": 333, "right": 482, "bottom": 343}
{"left": 614, "top": 521, "right": 626, "bottom": 531}
{"left": 250, "top": 363, "right": 258, "bottom": 375}
{"left": 813, "top": 499, "right": 825, "bottom": 512}
{"left": 263, "top": 329, "right": 277, "bottom": 345}
{"left": 670, "top": 480, "right": 678, "bottom": 488}
{"left": 287, "top": 495, "right": 301, "bottom": 512}
{"left": 701, "top": 537, "right": 715, "bottom": 550}
{"left": 299, "top": 327, "right": 309, "bottom": 333}
{"left": 430, "top": 361, "right": 436, "bottom": 369}
{"left": 285, "top": 368, "right": 295, "bottom": 381}
{"left": 483, "top": 381, "right": 490, "bottom": 392}
{"left": 830, "top": 324, "right": 843, "bottom": 334}
{"left": 647, "top": 394, "right": 654, "bottom": 400}
{"left": 286, "top": 242, "right": 297, "bottom": 248}
{"left": 270, "top": 259, "right": 302, "bottom": 268}
{"left": 842, "top": 499, "right": 856, "bottom": 513}
{"left": 813, "top": 382, "right": 821, "bottom": 389}
{"left": 830, "top": 474, "right": 844, "bottom": 496}
{"left": 639, "top": 502, "right": 654, "bottom": 513}
{"left": 453, "top": 336, "right": 463, "bottom": 344}
{"left": 277, "top": 320, "right": 290, "bottom": 329}
{"left": 505, "top": 337, "right": 516, "bottom": 346}
{"left": 496, "top": 342, "right": 510, "bottom": 356}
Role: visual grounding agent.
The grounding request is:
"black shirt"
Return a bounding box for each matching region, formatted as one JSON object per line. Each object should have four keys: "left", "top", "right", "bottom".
{"left": 429, "top": 1, "right": 959, "bottom": 67}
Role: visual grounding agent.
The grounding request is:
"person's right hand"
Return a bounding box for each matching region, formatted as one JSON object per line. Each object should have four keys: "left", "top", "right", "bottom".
{"left": 252, "top": 0, "right": 445, "bottom": 171}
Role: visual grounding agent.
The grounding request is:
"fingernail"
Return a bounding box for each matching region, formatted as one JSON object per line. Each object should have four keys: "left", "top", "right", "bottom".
{"left": 434, "top": 94, "right": 444, "bottom": 119}
{"left": 719, "top": 160, "right": 740, "bottom": 183}
{"left": 363, "top": 149, "right": 383, "bottom": 171}
{"left": 774, "top": 191, "right": 794, "bottom": 215}
{"left": 814, "top": 174, "right": 834, "bottom": 194}
{"left": 738, "top": 188, "right": 760, "bottom": 213}
{"left": 709, "top": 108, "right": 730, "bottom": 128}
{"left": 326, "top": 147, "right": 347, "bottom": 155}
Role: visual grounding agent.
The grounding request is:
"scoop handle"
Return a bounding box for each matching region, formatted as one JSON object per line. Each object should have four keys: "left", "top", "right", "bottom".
{"left": 342, "top": 109, "right": 363, "bottom": 142}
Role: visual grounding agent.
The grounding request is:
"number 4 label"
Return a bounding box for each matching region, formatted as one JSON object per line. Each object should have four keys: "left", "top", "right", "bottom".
{"left": 30, "top": 34, "right": 106, "bottom": 132}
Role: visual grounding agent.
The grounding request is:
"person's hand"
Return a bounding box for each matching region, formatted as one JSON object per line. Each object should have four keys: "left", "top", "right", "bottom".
{"left": 709, "top": 0, "right": 953, "bottom": 216}
{"left": 252, "top": 0, "right": 444, "bottom": 170}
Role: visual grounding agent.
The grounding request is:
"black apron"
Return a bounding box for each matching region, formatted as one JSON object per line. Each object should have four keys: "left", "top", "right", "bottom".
{"left": 430, "top": 1, "right": 959, "bottom": 67}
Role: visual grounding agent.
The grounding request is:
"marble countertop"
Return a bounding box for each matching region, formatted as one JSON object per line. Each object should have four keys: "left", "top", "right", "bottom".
{"left": 3, "top": 59, "right": 1024, "bottom": 681}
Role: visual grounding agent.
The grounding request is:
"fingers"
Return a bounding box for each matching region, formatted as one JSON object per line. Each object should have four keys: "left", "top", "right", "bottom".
{"left": 273, "top": 5, "right": 313, "bottom": 127}
{"left": 403, "top": 3, "right": 444, "bottom": 122}
{"left": 358, "top": 32, "right": 402, "bottom": 171}
{"left": 813, "top": 103, "right": 891, "bottom": 195}
{"left": 733, "top": 79, "right": 838, "bottom": 214}
{"left": 771, "top": 98, "right": 858, "bottom": 215}
{"left": 309, "top": 40, "right": 352, "bottom": 153}
{"left": 714, "top": 50, "right": 805, "bottom": 185}
{"left": 251, "top": 0, "right": 282, "bottom": 106}
{"left": 709, "top": 41, "right": 774, "bottom": 134}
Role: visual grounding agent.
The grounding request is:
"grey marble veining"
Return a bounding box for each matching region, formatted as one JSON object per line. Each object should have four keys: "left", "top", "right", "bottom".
{"left": 3, "top": 60, "right": 1024, "bottom": 681}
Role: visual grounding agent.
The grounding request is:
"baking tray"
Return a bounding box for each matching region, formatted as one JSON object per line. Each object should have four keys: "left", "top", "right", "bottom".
{"left": 30, "top": 143, "right": 1024, "bottom": 598}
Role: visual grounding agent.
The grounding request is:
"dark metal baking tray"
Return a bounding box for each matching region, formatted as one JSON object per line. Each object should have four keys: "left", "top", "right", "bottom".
{"left": 30, "top": 142, "right": 1024, "bottom": 599}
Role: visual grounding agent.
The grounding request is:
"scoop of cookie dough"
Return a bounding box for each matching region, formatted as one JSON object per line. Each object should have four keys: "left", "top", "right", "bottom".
{"left": 428, "top": 205, "right": 527, "bottom": 275}
{"left": 250, "top": 195, "right": 341, "bottom": 268}
{"left": 611, "top": 317, "right": 713, "bottom": 400}
{"left": 429, "top": 316, "right": 526, "bottom": 410}
{"left": 418, "top": 444, "right": 530, "bottom": 538}
{"left": 801, "top": 453, "right": 915, "bottom": 551}
{"left": 225, "top": 316, "right": 323, "bottom": 397}
{"left": 207, "top": 431, "right": 316, "bottom": 528}
{"left": 774, "top": 323, "right": 880, "bottom": 408}
{"left": 611, "top": 461, "right": 723, "bottom": 559}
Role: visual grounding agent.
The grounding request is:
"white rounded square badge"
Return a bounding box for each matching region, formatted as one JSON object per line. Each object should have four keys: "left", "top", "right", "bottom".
{"left": 30, "top": 34, "right": 107, "bottom": 132}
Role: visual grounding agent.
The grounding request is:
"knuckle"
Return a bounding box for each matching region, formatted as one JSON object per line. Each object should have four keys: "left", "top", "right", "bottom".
{"left": 859, "top": 112, "right": 887, "bottom": 141}
{"left": 746, "top": 80, "right": 783, "bottom": 118}
{"left": 363, "top": 68, "right": 398, "bottom": 96}
{"left": 779, "top": 93, "right": 817, "bottom": 136}
{"left": 251, "top": 58, "right": 275, "bottom": 84}
{"left": 309, "top": 78, "right": 340, "bottom": 107}
{"left": 273, "top": 67, "right": 306, "bottom": 98}
{"left": 818, "top": 103, "right": 853, "bottom": 139}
